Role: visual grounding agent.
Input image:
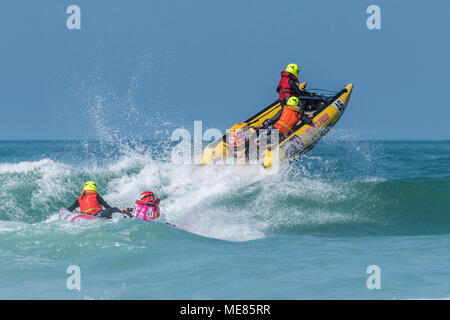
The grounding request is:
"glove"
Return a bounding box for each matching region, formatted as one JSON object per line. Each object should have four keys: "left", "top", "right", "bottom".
{"left": 258, "top": 121, "right": 268, "bottom": 129}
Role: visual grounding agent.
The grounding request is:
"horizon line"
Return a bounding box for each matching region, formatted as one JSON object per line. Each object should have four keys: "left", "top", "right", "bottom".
{"left": 0, "top": 138, "right": 449, "bottom": 142}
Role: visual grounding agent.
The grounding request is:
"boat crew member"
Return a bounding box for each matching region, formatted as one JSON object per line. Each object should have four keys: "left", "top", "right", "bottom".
{"left": 121, "top": 191, "right": 161, "bottom": 221}
{"left": 67, "top": 181, "right": 127, "bottom": 219}
{"left": 260, "top": 96, "right": 314, "bottom": 144}
{"left": 277, "top": 63, "right": 316, "bottom": 105}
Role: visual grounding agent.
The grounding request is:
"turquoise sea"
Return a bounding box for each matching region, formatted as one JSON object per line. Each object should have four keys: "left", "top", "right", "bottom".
{"left": 0, "top": 139, "right": 449, "bottom": 299}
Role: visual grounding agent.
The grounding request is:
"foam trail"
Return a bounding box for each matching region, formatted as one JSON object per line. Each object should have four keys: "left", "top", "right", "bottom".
{"left": 0, "top": 139, "right": 383, "bottom": 242}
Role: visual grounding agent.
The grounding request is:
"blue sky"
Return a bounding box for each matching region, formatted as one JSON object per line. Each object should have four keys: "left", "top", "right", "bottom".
{"left": 0, "top": 0, "right": 449, "bottom": 140}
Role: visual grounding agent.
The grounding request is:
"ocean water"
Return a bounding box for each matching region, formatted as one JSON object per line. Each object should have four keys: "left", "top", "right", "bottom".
{"left": 0, "top": 139, "right": 449, "bottom": 300}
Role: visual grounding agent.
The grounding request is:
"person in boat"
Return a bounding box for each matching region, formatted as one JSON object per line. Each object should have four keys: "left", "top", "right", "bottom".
{"left": 259, "top": 96, "right": 314, "bottom": 144}
{"left": 121, "top": 191, "right": 161, "bottom": 221}
{"left": 278, "top": 63, "right": 312, "bottom": 104}
{"left": 277, "top": 63, "right": 325, "bottom": 113}
{"left": 66, "top": 181, "right": 127, "bottom": 219}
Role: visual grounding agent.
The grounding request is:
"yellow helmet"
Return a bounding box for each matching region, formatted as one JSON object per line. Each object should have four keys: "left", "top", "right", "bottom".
{"left": 286, "top": 96, "right": 299, "bottom": 106}
{"left": 285, "top": 63, "right": 300, "bottom": 78}
{"left": 83, "top": 181, "right": 97, "bottom": 193}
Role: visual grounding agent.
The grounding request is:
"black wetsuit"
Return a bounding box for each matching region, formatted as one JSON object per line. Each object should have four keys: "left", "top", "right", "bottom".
{"left": 67, "top": 195, "right": 123, "bottom": 219}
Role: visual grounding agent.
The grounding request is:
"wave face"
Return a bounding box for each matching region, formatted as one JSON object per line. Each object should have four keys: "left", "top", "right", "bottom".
{"left": 1, "top": 140, "right": 449, "bottom": 238}
{"left": 1, "top": 139, "right": 449, "bottom": 299}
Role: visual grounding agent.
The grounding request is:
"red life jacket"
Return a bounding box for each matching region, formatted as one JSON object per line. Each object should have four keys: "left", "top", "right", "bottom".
{"left": 78, "top": 191, "right": 102, "bottom": 214}
{"left": 135, "top": 198, "right": 160, "bottom": 219}
{"left": 274, "top": 105, "right": 302, "bottom": 136}
{"left": 277, "top": 71, "right": 299, "bottom": 102}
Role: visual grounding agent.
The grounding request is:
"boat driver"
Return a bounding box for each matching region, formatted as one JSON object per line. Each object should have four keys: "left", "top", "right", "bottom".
{"left": 277, "top": 63, "right": 325, "bottom": 113}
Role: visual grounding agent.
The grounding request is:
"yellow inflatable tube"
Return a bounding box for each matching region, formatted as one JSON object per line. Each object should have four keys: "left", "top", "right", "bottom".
{"left": 263, "top": 83, "right": 353, "bottom": 168}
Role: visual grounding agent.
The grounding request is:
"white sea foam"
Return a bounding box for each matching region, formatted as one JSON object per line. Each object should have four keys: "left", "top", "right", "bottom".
{"left": 0, "top": 150, "right": 366, "bottom": 241}
{"left": 0, "top": 221, "right": 26, "bottom": 233}
{"left": 92, "top": 151, "right": 367, "bottom": 241}
{"left": 102, "top": 159, "right": 271, "bottom": 241}
{"left": 0, "top": 135, "right": 375, "bottom": 242}
{"left": 0, "top": 159, "right": 56, "bottom": 174}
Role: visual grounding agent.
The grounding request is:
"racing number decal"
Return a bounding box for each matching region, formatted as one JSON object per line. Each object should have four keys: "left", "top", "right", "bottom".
{"left": 334, "top": 99, "right": 345, "bottom": 112}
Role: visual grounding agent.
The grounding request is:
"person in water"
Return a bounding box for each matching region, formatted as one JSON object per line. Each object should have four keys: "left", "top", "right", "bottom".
{"left": 67, "top": 181, "right": 126, "bottom": 219}
{"left": 121, "top": 191, "right": 160, "bottom": 221}
{"left": 259, "top": 96, "right": 313, "bottom": 144}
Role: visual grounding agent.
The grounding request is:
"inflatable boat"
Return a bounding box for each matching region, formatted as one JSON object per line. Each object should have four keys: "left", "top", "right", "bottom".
{"left": 201, "top": 83, "right": 353, "bottom": 168}
{"left": 58, "top": 208, "right": 99, "bottom": 222}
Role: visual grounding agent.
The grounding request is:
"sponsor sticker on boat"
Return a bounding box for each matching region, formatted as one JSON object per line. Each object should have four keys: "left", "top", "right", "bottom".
{"left": 280, "top": 135, "right": 304, "bottom": 157}
{"left": 228, "top": 128, "right": 249, "bottom": 146}
{"left": 228, "top": 132, "right": 237, "bottom": 146}
{"left": 332, "top": 99, "right": 345, "bottom": 113}
{"left": 314, "top": 113, "right": 330, "bottom": 127}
